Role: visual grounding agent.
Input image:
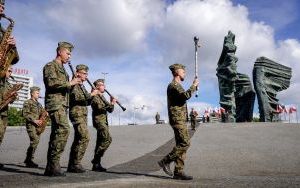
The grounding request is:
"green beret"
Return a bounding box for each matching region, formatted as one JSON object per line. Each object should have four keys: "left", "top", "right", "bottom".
{"left": 0, "top": 0, "right": 5, "bottom": 5}
{"left": 76, "top": 64, "right": 89, "bottom": 72}
{"left": 169, "top": 63, "right": 185, "bottom": 72}
{"left": 93, "top": 79, "right": 105, "bottom": 86}
{"left": 30, "top": 86, "right": 40, "bottom": 93}
{"left": 58, "top": 41, "right": 74, "bottom": 52}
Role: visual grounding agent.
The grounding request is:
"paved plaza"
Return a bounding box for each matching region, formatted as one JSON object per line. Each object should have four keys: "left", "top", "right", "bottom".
{"left": 0, "top": 123, "right": 300, "bottom": 187}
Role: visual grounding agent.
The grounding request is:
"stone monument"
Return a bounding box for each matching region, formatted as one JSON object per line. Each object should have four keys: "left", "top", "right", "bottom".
{"left": 253, "top": 57, "right": 292, "bottom": 122}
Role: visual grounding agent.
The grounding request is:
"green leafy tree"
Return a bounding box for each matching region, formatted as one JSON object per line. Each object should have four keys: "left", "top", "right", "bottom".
{"left": 252, "top": 117, "right": 260, "bottom": 122}
{"left": 8, "top": 107, "right": 25, "bottom": 126}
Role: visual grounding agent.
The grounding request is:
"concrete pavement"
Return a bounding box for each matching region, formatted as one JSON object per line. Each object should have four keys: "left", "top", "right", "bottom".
{"left": 0, "top": 123, "right": 300, "bottom": 187}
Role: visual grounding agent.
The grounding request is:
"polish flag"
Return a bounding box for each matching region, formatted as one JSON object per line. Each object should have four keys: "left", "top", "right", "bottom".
{"left": 208, "top": 107, "right": 212, "bottom": 113}
{"left": 214, "top": 107, "right": 220, "bottom": 114}
{"left": 276, "top": 105, "right": 283, "bottom": 113}
{"left": 219, "top": 107, "right": 226, "bottom": 113}
{"left": 289, "top": 106, "right": 297, "bottom": 113}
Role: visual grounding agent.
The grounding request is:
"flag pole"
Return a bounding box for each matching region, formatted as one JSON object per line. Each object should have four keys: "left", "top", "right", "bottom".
{"left": 289, "top": 108, "right": 290, "bottom": 123}
{"left": 296, "top": 105, "right": 298, "bottom": 123}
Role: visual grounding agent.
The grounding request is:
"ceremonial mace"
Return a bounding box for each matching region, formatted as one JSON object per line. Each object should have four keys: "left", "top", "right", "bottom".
{"left": 193, "top": 36, "right": 200, "bottom": 98}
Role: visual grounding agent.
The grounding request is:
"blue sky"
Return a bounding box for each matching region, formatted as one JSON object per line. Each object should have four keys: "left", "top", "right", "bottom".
{"left": 232, "top": 0, "right": 300, "bottom": 40}
{"left": 6, "top": 0, "right": 300, "bottom": 124}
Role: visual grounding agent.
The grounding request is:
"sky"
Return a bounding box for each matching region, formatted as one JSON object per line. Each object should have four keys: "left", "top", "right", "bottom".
{"left": 5, "top": 0, "right": 300, "bottom": 125}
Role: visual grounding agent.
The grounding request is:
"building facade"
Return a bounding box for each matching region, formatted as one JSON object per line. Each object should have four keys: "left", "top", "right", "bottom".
{"left": 8, "top": 68, "right": 33, "bottom": 109}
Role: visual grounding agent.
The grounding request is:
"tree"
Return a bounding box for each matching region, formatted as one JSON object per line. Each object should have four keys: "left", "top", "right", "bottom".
{"left": 8, "top": 107, "right": 25, "bottom": 126}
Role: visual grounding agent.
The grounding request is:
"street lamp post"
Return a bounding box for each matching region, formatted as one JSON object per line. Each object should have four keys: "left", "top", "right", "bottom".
{"left": 101, "top": 72, "right": 108, "bottom": 80}
{"left": 132, "top": 105, "right": 147, "bottom": 125}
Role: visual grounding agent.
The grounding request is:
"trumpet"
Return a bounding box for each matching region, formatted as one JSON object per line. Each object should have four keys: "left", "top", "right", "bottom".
{"left": 86, "top": 78, "right": 126, "bottom": 111}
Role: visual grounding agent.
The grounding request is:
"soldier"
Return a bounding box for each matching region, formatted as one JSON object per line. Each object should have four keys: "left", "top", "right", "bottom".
{"left": 91, "top": 79, "right": 116, "bottom": 172}
{"left": 67, "top": 64, "right": 99, "bottom": 173}
{"left": 43, "top": 42, "right": 81, "bottom": 176}
{"left": 155, "top": 112, "right": 160, "bottom": 124}
{"left": 158, "top": 63, "right": 199, "bottom": 180}
{"left": 189, "top": 108, "right": 198, "bottom": 130}
{"left": 0, "top": 0, "right": 19, "bottom": 169}
{"left": 0, "top": 67, "right": 15, "bottom": 169}
{"left": 23, "top": 86, "right": 45, "bottom": 168}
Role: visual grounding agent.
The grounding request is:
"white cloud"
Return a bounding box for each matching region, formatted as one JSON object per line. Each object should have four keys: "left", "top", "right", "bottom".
{"left": 155, "top": 0, "right": 300, "bottom": 111}
{"left": 7, "top": 0, "right": 300, "bottom": 124}
{"left": 45, "top": 0, "right": 165, "bottom": 57}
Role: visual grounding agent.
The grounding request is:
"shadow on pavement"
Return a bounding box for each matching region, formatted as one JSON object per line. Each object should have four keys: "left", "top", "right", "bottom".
{"left": 0, "top": 164, "right": 43, "bottom": 176}
{"left": 108, "top": 124, "right": 198, "bottom": 175}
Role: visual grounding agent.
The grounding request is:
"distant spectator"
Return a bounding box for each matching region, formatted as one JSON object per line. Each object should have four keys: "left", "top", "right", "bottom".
{"left": 189, "top": 108, "right": 198, "bottom": 130}
{"left": 155, "top": 112, "right": 160, "bottom": 124}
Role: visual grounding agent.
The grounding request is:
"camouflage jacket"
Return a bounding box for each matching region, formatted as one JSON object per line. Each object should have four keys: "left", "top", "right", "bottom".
{"left": 91, "top": 95, "right": 114, "bottom": 127}
{"left": 0, "top": 78, "right": 13, "bottom": 116}
{"left": 22, "top": 98, "right": 44, "bottom": 125}
{"left": 189, "top": 111, "right": 198, "bottom": 120}
{"left": 69, "top": 84, "right": 92, "bottom": 119}
{"left": 43, "top": 60, "right": 71, "bottom": 112}
{"left": 167, "top": 80, "right": 196, "bottom": 125}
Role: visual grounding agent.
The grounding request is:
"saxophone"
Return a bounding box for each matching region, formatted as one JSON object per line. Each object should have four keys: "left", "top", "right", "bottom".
{"left": 36, "top": 109, "right": 49, "bottom": 135}
{"left": 0, "top": 82, "right": 23, "bottom": 110}
{"left": 0, "top": 14, "right": 19, "bottom": 78}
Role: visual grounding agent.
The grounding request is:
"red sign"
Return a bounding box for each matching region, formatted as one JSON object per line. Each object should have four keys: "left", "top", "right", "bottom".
{"left": 12, "top": 68, "right": 29, "bottom": 75}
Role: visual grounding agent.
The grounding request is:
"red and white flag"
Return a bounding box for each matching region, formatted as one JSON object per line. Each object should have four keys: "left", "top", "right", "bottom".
{"left": 219, "top": 107, "right": 226, "bottom": 113}
{"left": 289, "top": 106, "right": 297, "bottom": 113}
{"left": 276, "top": 105, "right": 283, "bottom": 113}
{"left": 214, "top": 107, "right": 220, "bottom": 114}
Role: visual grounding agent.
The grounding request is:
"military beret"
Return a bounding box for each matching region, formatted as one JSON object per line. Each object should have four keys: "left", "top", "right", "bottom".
{"left": 76, "top": 64, "right": 89, "bottom": 72}
{"left": 30, "top": 86, "right": 40, "bottom": 93}
{"left": 58, "top": 41, "right": 74, "bottom": 52}
{"left": 93, "top": 79, "right": 105, "bottom": 86}
{"left": 169, "top": 63, "right": 185, "bottom": 72}
{"left": 0, "top": 0, "right": 5, "bottom": 5}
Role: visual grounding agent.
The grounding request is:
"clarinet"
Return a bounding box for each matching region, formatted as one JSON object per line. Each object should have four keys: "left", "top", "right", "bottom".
{"left": 86, "top": 79, "right": 126, "bottom": 111}
{"left": 67, "top": 61, "right": 89, "bottom": 101}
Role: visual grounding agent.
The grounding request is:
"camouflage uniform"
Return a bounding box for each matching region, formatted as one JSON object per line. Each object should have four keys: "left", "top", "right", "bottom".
{"left": 43, "top": 48, "right": 72, "bottom": 175}
{"left": 0, "top": 0, "right": 19, "bottom": 144}
{"left": 23, "top": 96, "right": 44, "bottom": 163}
{"left": 0, "top": 79, "right": 12, "bottom": 145}
{"left": 68, "top": 67, "right": 92, "bottom": 169}
{"left": 0, "top": 0, "right": 19, "bottom": 168}
{"left": 189, "top": 110, "right": 198, "bottom": 130}
{"left": 160, "top": 64, "right": 196, "bottom": 175}
{"left": 91, "top": 94, "right": 114, "bottom": 165}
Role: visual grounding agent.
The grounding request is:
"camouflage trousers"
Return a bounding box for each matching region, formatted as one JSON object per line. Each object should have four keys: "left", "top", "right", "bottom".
{"left": 162, "top": 124, "right": 190, "bottom": 173}
{"left": 68, "top": 116, "right": 90, "bottom": 165}
{"left": 0, "top": 115, "right": 8, "bottom": 145}
{"left": 191, "top": 119, "right": 197, "bottom": 129}
{"left": 25, "top": 124, "right": 41, "bottom": 161}
{"left": 92, "top": 123, "right": 112, "bottom": 164}
{"left": 46, "top": 107, "right": 70, "bottom": 166}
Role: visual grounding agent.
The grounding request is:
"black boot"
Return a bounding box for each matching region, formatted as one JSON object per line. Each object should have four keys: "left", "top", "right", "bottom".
{"left": 0, "top": 163, "right": 3, "bottom": 169}
{"left": 67, "top": 164, "right": 86, "bottom": 173}
{"left": 173, "top": 172, "right": 193, "bottom": 180}
{"left": 25, "top": 147, "right": 38, "bottom": 168}
{"left": 44, "top": 162, "right": 66, "bottom": 177}
{"left": 92, "top": 157, "right": 107, "bottom": 172}
{"left": 92, "top": 163, "right": 107, "bottom": 172}
{"left": 24, "top": 159, "right": 38, "bottom": 168}
{"left": 158, "top": 160, "right": 173, "bottom": 176}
